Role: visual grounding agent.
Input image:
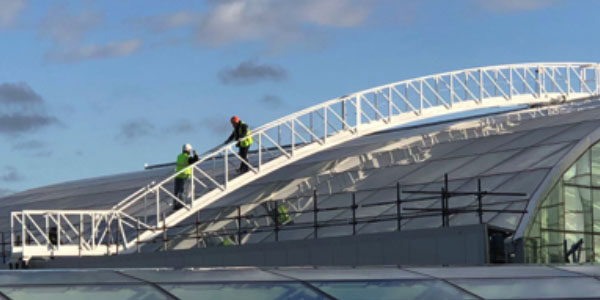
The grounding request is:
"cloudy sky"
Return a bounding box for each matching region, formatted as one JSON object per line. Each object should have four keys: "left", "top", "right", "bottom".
{"left": 0, "top": 0, "right": 599, "bottom": 195}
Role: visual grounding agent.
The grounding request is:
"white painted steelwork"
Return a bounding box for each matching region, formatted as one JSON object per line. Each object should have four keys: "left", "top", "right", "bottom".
{"left": 11, "top": 62, "right": 600, "bottom": 261}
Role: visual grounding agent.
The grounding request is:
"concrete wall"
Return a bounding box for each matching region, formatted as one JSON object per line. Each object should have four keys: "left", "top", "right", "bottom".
{"left": 29, "top": 224, "right": 488, "bottom": 269}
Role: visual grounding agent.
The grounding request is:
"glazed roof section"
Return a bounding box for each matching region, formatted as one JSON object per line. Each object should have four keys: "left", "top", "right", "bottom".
{"left": 2, "top": 100, "right": 600, "bottom": 239}
{"left": 0, "top": 265, "right": 599, "bottom": 299}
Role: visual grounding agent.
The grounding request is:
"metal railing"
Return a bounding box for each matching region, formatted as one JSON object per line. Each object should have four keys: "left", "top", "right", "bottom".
{"left": 90, "top": 176, "right": 528, "bottom": 251}
{"left": 11, "top": 62, "right": 600, "bottom": 260}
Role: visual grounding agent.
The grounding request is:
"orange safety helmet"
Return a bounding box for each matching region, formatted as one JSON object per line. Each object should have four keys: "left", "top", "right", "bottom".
{"left": 230, "top": 115, "right": 240, "bottom": 124}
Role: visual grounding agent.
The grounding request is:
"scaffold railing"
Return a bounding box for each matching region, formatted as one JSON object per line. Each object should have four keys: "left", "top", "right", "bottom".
{"left": 11, "top": 62, "right": 600, "bottom": 260}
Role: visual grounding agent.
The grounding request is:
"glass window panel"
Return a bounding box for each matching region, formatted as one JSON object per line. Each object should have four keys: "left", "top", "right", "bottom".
{"left": 557, "top": 265, "right": 600, "bottom": 276}
{"left": 408, "top": 266, "right": 576, "bottom": 279}
{"left": 0, "top": 285, "right": 166, "bottom": 300}
{"left": 0, "top": 270, "right": 136, "bottom": 285}
{"left": 311, "top": 280, "right": 476, "bottom": 300}
{"left": 160, "top": 283, "right": 328, "bottom": 300}
{"left": 592, "top": 143, "right": 600, "bottom": 186}
{"left": 451, "top": 277, "right": 600, "bottom": 299}
{"left": 121, "top": 269, "right": 285, "bottom": 283}
{"left": 275, "top": 267, "right": 426, "bottom": 281}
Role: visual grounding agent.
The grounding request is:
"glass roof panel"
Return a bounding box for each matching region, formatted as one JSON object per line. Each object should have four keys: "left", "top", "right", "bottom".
{"left": 311, "top": 280, "right": 477, "bottom": 300}
{"left": 407, "top": 265, "right": 578, "bottom": 279}
{"left": 272, "top": 267, "right": 426, "bottom": 280}
{"left": 160, "top": 282, "right": 329, "bottom": 300}
{"left": 450, "top": 277, "right": 600, "bottom": 299}
{"left": 0, "top": 270, "right": 136, "bottom": 285}
{"left": 0, "top": 285, "right": 167, "bottom": 300}
{"left": 120, "top": 268, "right": 286, "bottom": 283}
{"left": 556, "top": 265, "right": 600, "bottom": 276}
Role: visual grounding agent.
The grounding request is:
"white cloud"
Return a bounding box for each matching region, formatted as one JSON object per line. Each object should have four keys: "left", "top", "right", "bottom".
{"left": 196, "top": 0, "right": 373, "bottom": 46}
{"left": 0, "top": 0, "right": 26, "bottom": 29}
{"left": 46, "top": 39, "right": 142, "bottom": 63}
{"left": 476, "top": 0, "right": 559, "bottom": 12}
{"left": 140, "top": 0, "right": 374, "bottom": 47}
{"left": 38, "top": 8, "right": 102, "bottom": 44}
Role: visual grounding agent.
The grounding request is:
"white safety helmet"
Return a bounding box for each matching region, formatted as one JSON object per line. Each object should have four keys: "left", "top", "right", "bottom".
{"left": 182, "top": 143, "right": 192, "bottom": 152}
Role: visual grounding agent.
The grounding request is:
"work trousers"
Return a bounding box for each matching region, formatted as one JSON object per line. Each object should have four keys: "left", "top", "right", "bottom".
{"left": 239, "top": 146, "right": 249, "bottom": 173}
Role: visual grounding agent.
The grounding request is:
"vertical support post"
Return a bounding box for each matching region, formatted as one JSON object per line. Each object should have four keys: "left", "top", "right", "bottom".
{"left": 478, "top": 178, "right": 483, "bottom": 224}
{"left": 313, "top": 190, "right": 318, "bottom": 240}
{"left": 310, "top": 112, "right": 314, "bottom": 142}
{"left": 479, "top": 69, "right": 483, "bottom": 102}
{"left": 450, "top": 74, "right": 454, "bottom": 106}
{"left": 190, "top": 167, "right": 195, "bottom": 207}
{"left": 106, "top": 214, "right": 110, "bottom": 255}
{"left": 356, "top": 94, "right": 361, "bottom": 129}
{"left": 494, "top": 69, "right": 498, "bottom": 96}
{"left": 396, "top": 182, "right": 402, "bottom": 232}
{"left": 91, "top": 213, "right": 95, "bottom": 248}
{"left": 537, "top": 66, "right": 543, "bottom": 97}
{"left": 136, "top": 218, "right": 140, "bottom": 253}
{"left": 195, "top": 211, "right": 200, "bottom": 248}
{"left": 594, "top": 65, "right": 600, "bottom": 96}
{"left": 155, "top": 188, "right": 160, "bottom": 228}
{"left": 352, "top": 192, "right": 357, "bottom": 236}
{"left": 387, "top": 87, "right": 393, "bottom": 121}
{"left": 566, "top": 66, "right": 571, "bottom": 96}
{"left": 10, "top": 214, "right": 14, "bottom": 249}
{"left": 162, "top": 213, "right": 167, "bottom": 251}
{"left": 509, "top": 67, "right": 513, "bottom": 100}
{"left": 274, "top": 201, "right": 279, "bottom": 242}
{"left": 57, "top": 213, "right": 61, "bottom": 248}
{"left": 115, "top": 218, "right": 120, "bottom": 255}
{"left": 21, "top": 213, "right": 25, "bottom": 247}
{"left": 341, "top": 99, "right": 346, "bottom": 129}
{"left": 441, "top": 186, "right": 446, "bottom": 227}
{"left": 237, "top": 206, "right": 242, "bottom": 245}
{"left": 323, "top": 106, "right": 328, "bottom": 142}
{"left": 374, "top": 93, "right": 378, "bottom": 120}
{"left": 464, "top": 72, "right": 469, "bottom": 100}
{"left": 144, "top": 189, "right": 148, "bottom": 225}
{"left": 523, "top": 68, "right": 527, "bottom": 94}
{"left": 258, "top": 133, "right": 262, "bottom": 170}
{"left": 224, "top": 148, "right": 229, "bottom": 188}
{"left": 78, "top": 214, "right": 82, "bottom": 257}
{"left": 435, "top": 76, "right": 440, "bottom": 105}
{"left": 419, "top": 80, "right": 423, "bottom": 114}
{"left": 291, "top": 120, "right": 295, "bottom": 156}
{"left": 404, "top": 84, "right": 409, "bottom": 111}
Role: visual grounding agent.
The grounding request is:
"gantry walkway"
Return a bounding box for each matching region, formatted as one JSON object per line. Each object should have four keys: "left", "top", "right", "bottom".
{"left": 10, "top": 62, "right": 600, "bottom": 261}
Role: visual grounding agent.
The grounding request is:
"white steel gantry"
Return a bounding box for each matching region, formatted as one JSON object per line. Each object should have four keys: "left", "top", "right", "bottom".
{"left": 10, "top": 62, "right": 600, "bottom": 261}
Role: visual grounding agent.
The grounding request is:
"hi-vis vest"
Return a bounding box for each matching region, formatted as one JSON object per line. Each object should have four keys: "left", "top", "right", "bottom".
{"left": 175, "top": 153, "right": 191, "bottom": 179}
{"left": 238, "top": 122, "right": 253, "bottom": 148}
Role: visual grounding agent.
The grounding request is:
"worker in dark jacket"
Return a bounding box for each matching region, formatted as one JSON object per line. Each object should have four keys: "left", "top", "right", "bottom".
{"left": 174, "top": 143, "right": 199, "bottom": 210}
{"left": 224, "top": 116, "right": 253, "bottom": 174}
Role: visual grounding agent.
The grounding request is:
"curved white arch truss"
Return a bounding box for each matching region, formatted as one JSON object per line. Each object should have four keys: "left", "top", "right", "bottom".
{"left": 11, "top": 62, "right": 600, "bottom": 260}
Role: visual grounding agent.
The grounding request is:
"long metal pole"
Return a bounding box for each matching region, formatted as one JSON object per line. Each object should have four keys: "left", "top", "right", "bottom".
{"left": 274, "top": 201, "right": 279, "bottom": 242}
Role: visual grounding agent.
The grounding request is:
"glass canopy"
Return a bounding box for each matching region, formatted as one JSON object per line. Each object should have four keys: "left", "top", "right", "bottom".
{"left": 0, "top": 265, "right": 598, "bottom": 300}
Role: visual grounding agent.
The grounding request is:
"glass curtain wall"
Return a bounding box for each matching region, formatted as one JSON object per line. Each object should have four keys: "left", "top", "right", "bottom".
{"left": 525, "top": 142, "right": 600, "bottom": 263}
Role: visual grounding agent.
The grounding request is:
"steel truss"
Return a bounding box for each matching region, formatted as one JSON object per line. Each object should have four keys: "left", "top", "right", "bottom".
{"left": 11, "top": 62, "right": 600, "bottom": 261}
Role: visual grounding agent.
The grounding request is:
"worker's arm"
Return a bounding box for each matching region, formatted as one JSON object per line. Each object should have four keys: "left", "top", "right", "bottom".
{"left": 224, "top": 130, "right": 235, "bottom": 144}
{"left": 188, "top": 150, "right": 199, "bottom": 164}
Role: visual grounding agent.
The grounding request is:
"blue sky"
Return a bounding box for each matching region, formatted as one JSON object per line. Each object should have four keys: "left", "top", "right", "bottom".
{"left": 1, "top": 0, "right": 599, "bottom": 195}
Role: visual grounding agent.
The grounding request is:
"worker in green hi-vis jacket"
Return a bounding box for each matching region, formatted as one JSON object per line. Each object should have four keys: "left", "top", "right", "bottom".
{"left": 174, "top": 143, "right": 199, "bottom": 211}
